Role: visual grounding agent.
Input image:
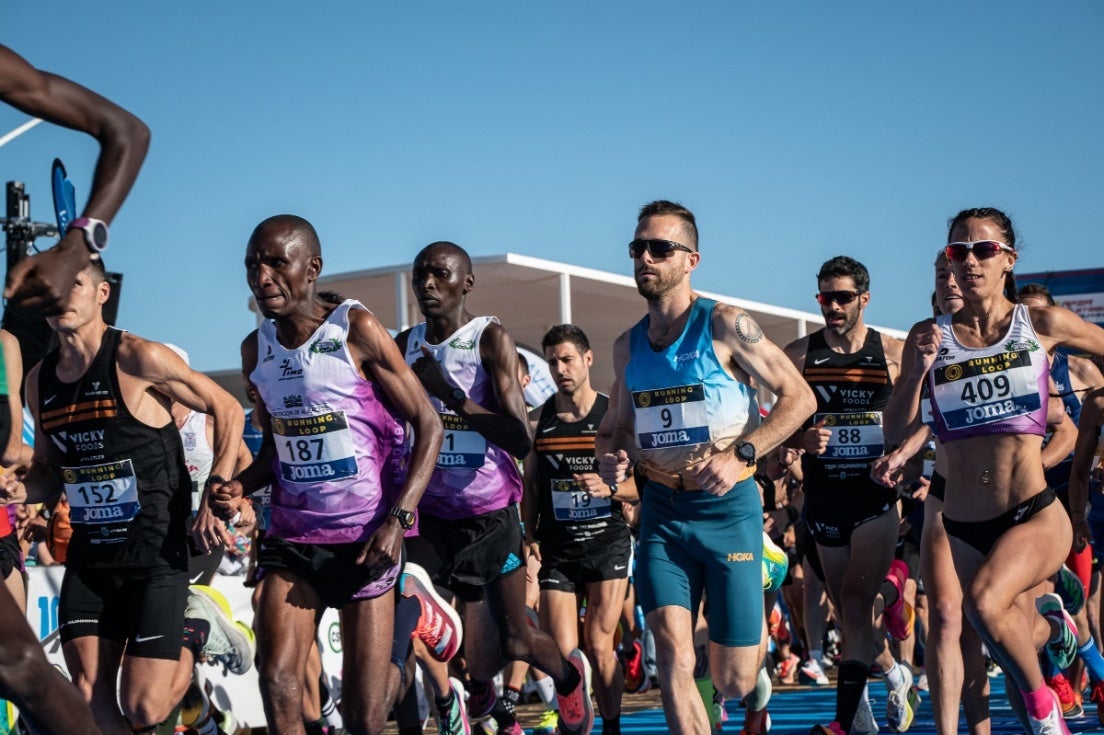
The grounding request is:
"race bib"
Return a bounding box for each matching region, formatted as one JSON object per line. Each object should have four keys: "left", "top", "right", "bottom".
{"left": 817, "top": 411, "right": 885, "bottom": 460}
{"left": 632, "top": 384, "right": 711, "bottom": 450}
{"left": 550, "top": 478, "right": 611, "bottom": 522}
{"left": 931, "top": 351, "right": 1040, "bottom": 431}
{"left": 64, "top": 459, "right": 140, "bottom": 525}
{"left": 437, "top": 412, "right": 487, "bottom": 470}
{"left": 272, "top": 411, "right": 358, "bottom": 484}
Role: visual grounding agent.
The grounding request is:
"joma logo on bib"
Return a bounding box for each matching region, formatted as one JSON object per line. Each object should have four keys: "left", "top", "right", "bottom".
{"left": 648, "top": 430, "right": 692, "bottom": 448}
{"left": 963, "top": 399, "right": 1018, "bottom": 425}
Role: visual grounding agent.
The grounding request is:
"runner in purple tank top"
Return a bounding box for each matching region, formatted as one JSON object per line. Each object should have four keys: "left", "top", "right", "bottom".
{"left": 210, "top": 215, "right": 446, "bottom": 735}
{"left": 396, "top": 241, "right": 596, "bottom": 735}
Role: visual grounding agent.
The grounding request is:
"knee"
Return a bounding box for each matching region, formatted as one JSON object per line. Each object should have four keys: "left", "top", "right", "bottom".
{"left": 713, "top": 668, "right": 756, "bottom": 700}
{"left": 258, "top": 661, "right": 304, "bottom": 710}
{"left": 585, "top": 636, "right": 614, "bottom": 671}
{"left": 500, "top": 623, "right": 535, "bottom": 664}
{"left": 655, "top": 637, "right": 695, "bottom": 681}
{"left": 962, "top": 586, "right": 1003, "bottom": 630}
{"left": 123, "top": 698, "right": 174, "bottom": 731}
{"left": 930, "top": 596, "right": 963, "bottom": 637}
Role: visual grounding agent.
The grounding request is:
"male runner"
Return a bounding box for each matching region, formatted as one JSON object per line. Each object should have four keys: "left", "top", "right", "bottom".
{"left": 208, "top": 215, "right": 447, "bottom": 735}
{"left": 597, "top": 200, "right": 815, "bottom": 735}
{"left": 784, "top": 256, "right": 916, "bottom": 735}
{"left": 396, "top": 241, "right": 595, "bottom": 735}
{"left": 0, "top": 44, "right": 149, "bottom": 314}
{"left": 523, "top": 324, "right": 638, "bottom": 735}
{"left": 0, "top": 257, "right": 249, "bottom": 734}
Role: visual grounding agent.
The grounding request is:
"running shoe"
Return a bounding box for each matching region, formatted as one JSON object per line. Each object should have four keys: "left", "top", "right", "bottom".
{"left": 915, "top": 671, "right": 929, "bottom": 692}
{"left": 1037, "top": 593, "right": 1079, "bottom": 671}
{"left": 437, "top": 678, "right": 471, "bottom": 735}
{"left": 884, "top": 560, "right": 915, "bottom": 641}
{"left": 808, "top": 722, "right": 846, "bottom": 735}
{"left": 798, "top": 658, "right": 829, "bottom": 686}
{"left": 1090, "top": 680, "right": 1104, "bottom": 726}
{"left": 1055, "top": 565, "right": 1086, "bottom": 616}
{"left": 556, "top": 649, "right": 594, "bottom": 735}
{"left": 185, "top": 585, "right": 255, "bottom": 675}
{"left": 1027, "top": 687, "right": 1072, "bottom": 735}
{"left": 853, "top": 691, "right": 879, "bottom": 735}
{"left": 763, "top": 532, "right": 788, "bottom": 592}
{"left": 467, "top": 680, "right": 497, "bottom": 721}
{"left": 496, "top": 722, "right": 522, "bottom": 735}
{"left": 1047, "top": 674, "right": 1083, "bottom": 719}
{"left": 775, "top": 653, "right": 800, "bottom": 685}
{"left": 886, "top": 664, "right": 919, "bottom": 732}
{"left": 402, "top": 562, "right": 463, "bottom": 662}
{"left": 532, "top": 709, "right": 558, "bottom": 735}
{"left": 622, "top": 640, "right": 651, "bottom": 693}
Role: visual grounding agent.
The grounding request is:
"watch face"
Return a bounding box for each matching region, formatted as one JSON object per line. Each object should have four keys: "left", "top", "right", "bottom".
{"left": 92, "top": 222, "right": 108, "bottom": 250}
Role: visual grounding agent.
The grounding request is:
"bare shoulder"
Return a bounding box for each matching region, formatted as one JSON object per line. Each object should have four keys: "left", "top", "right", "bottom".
{"left": 783, "top": 332, "right": 811, "bottom": 366}
{"left": 879, "top": 332, "right": 906, "bottom": 361}
{"left": 712, "top": 303, "right": 767, "bottom": 346}
{"left": 116, "top": 332, "right": 169, "bottom": 374}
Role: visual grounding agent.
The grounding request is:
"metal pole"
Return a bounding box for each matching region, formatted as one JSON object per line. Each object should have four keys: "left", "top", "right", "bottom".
{"left": 0, "top": 118, "right": 43, "bottom": 150}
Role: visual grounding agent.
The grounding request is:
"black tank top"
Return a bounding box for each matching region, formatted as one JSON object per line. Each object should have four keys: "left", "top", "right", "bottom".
{"left": 38, "top": 328, "right": 190, "bottom": 571}
{"left": 801, "top": 328, "right": 894, "bottom": 486}
{"left": 533, "top": 393, "right": 629, "bottom": 551}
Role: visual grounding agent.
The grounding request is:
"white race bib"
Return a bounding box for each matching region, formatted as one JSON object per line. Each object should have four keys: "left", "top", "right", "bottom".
{"left": 931, "top": 351, "right": 1041, "bottom": 431}
{"left": 817, "top": 411, "right": 885, "bottom": 460}
{"left": 632, "top": 384, "right": 711, "bottom": 450}
{"left": 437, "top": 412, "right": 487, "bottom": 471}
{"left": 272, "top": 411, "right": 358, "bottom": 484}
{"left": 64, "top": 459, "right": 140, "bottom": 525}
{"left": 550, "top": 478, "right": 611, "bottom": 522}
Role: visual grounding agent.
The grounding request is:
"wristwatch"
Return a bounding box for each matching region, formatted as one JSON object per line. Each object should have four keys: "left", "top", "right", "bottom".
{"left": 445, "top": 387, "right": 466, "bottom": 411}
{"left": 735, "top": 441, "right": 757, "bottom": 466}
{"left": 69, "top": 217, "right": 109, "bottom": 255}
{"left": 389, "top": 506, "right": 416, "bottom": 530}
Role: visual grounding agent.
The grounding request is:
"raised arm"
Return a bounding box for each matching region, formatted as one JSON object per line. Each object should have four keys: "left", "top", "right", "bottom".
{"left": 1, "top": 45, "right": 150, "bottom": 313}
{"left": 884, "top": 318, "right": 940, "bottom": 446}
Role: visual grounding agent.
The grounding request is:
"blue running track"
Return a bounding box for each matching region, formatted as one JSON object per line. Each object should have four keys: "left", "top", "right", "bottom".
{"left": 615, "top": 675, "right": 1104, "bottom": 734}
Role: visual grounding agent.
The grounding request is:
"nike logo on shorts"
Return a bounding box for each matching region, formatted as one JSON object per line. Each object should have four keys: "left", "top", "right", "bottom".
{"left": 614, "top": 564, "right": 627, "bottom": 571}
{"left": 813, "top": 357, "right": 831, "bottom": 365}
{"left": 134, "top": 634, "right": 164, "bottom": 644}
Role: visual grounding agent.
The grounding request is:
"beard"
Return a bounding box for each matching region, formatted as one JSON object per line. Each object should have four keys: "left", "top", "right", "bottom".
{"left": 636, "top": 271, "right": 678, "bottom": 301}
{"left": 824, "top": 308, "right": 860, "bottom": 337}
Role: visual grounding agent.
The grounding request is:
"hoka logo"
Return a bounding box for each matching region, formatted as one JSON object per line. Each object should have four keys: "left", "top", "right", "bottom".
{"left": 727, "top": 552, "right": 754, "bottom": 562}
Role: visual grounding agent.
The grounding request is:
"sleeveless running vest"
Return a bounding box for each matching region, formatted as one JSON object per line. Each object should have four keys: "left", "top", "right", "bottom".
{"left": 0, "top": 340, "right": 11, "bottom": 538}
{"left": 926, "top": 304, "right": 1049, "bottom": 442}
{"left": 178, "top": 410, "right": 212, "bottom": 513}
{"left": 37, "top": 328, "right": 190, "bottom": 570}
{"left": 250, "top": 300, "right": 408, "bottom": 544}
{"left": 625, "top": 297, "right": 760, "bottom": 470}
{"left": 402, "top": 317, "right": 524, "bottom": 519}
{"left": 802, "top": 328, "right": 894, "bottom": 481}
{"left": 533, "top": 393, "right": 628, "bottom": 548}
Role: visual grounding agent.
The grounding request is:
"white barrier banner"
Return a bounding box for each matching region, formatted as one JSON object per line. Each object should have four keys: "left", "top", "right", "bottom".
{"left": 24, "top": 566, "right": 343, "bottom": 730}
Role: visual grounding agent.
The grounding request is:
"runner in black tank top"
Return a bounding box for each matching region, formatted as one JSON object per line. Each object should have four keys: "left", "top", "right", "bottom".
{"left": 786, "top": 256, "right": 916, "bottom": 735}
{"left": 523, "top": 325, "right": 639, "bottom": 735}
{"left": 2, "top": 259, "right": 250, "bottom": 733}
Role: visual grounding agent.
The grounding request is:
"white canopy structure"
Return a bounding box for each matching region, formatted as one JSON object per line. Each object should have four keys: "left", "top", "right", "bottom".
{"left": 209, "top": 253, "right": 906, "bottom": 404}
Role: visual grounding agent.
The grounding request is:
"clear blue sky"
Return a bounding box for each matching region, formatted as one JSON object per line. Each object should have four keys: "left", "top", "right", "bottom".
{"left": 2, "top": 2, "right": 1101, "bottom": 371}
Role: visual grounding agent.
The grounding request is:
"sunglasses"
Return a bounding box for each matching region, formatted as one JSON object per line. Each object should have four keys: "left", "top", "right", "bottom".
{"left": 815, "top": 290, "right": 863, "bottom": 306}
{"left": 628, "top": 239, "right": 694, "bottom": 259}
{"left": 944, "top": 240, "right": 1013, "bottom": 262}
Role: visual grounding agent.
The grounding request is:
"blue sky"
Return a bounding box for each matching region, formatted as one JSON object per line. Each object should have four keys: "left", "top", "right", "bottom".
{"left": 2, "top": 2, "right": 1101, "bottom": 371}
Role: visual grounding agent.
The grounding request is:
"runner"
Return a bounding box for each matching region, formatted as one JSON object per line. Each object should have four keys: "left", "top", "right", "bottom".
{"left": 209, "top": 214, "right": 447, "bottom": 735}
{"left": 0, "top": 256, "right": 251, "bottom": 734}
{"left": 522, "top": 324, "right": 638, "bottom": 735}
{"left": 596, "top": 200, "right": 815, "bottom": 735}
{"left": 885, "top": 206, "right": 1104, "bottom": 735}
{"left": 0, "top": 44, "right": 149, "bottom": 315}
{"left": 396, "top": 241, "right": 595, "bottom": 735}
{"left": 785, "top": 256, "right": 917, "bottom": 735}
{"left": 874, "top": 251, "right": 992, "bottom": 735}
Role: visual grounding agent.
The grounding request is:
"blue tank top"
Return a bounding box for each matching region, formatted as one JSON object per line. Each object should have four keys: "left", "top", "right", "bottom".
{"left": 625, "top": 297, "right": 759, "bottom": 470}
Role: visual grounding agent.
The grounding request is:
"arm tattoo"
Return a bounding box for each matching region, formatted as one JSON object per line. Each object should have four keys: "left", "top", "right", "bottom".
{"left": 735, "top": 313, "right": 763, "bottom": 344}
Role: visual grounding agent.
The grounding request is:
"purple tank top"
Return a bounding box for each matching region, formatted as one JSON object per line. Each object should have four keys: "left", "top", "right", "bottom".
{"left": 251, "top": 301, "right": 408, "bottom": 543}
{"left": 403, "top": 317, "right": 523, "bottom": 519}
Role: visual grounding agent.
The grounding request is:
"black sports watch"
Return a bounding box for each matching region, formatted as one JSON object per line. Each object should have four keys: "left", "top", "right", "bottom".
{"left": 69, "top": 217, "right": 109, "bottom": 255}
{"left": 389, "top": 506, "right": 416, "bottom": 530}
{"left": 446, "top": 387, "right": 467, "bottom": 411}
{"left": 735, "top": 441, "right": 757, "bottom": 466}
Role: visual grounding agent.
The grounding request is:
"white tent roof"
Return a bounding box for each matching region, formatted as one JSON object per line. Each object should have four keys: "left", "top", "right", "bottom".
{"left": 210, "top": 253, "right": 906, "bottom": 403}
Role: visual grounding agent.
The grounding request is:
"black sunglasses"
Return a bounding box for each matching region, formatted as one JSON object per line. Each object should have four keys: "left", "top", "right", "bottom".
{"left": 628, "top": 239, "right": 694, "bottom": 259}
{"left": 815, "top": 290, "right": 863, "bottom": 306}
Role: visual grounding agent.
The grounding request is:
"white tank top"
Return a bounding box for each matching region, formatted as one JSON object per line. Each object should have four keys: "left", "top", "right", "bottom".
{"left": 179, "top": 410, "right": 213, "bottom": 513}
